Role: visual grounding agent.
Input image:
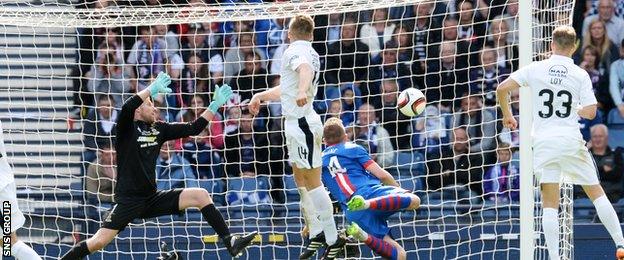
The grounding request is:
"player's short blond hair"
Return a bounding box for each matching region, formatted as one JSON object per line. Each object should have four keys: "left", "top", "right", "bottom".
{"left": 289, "top": 14, "right": 315, "bottom": 40}
{"left": 552, "top": 25, "right": 577, "bottom": 51}
{"left": 323, "top": 117, "right": 345, "bottom": 145}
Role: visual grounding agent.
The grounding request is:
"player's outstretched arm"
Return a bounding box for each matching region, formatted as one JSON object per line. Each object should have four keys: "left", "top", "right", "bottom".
{"left": 496, "top": 78, "right": 520, "bottom": 130}
{"left": 366, "top": 161, "right": 399, "bottom": 187}
{"left": 577, "top": 104, "right": 597, "bottom": 120}
{"left": 249, "top": 86, "right": 281, "bottom": 115}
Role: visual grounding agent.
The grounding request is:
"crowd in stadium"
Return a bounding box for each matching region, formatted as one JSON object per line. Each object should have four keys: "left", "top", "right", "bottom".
{"left": 75, "top": 0, "right": 624, "bottom": 210}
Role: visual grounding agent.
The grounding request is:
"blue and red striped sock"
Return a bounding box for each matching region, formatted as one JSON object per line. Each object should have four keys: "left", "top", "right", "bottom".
{"left": 368, "top": 194, "right": 412, "bottom": 211}
{"left": 364, "top": 235, "right": 398, "bottom": 260}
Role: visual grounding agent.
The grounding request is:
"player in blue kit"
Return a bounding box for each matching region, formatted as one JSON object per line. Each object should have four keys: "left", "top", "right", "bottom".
{"left": 320, "top": 117, "right": 420, "bottom": 260}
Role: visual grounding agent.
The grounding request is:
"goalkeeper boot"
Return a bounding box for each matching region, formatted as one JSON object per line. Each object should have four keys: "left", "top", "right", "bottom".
{"left": 320, "top": 235, "right": 347, "bottom": 260}
{"left": 299, "top": 233, "right": 326, "bottom": 259}
{"left": 347, "top": 195, "right": 367, "bottom": 211}
{"left": 225, "top": 231, "right": 258, "bottom": 257}
{"left": 617, "top": 245, "right": 624, "bottom": 260}
{"left": 346, "top": 222, "right": 367, "bottom": 242}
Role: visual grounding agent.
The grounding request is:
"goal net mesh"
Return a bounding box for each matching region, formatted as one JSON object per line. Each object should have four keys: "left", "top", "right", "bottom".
{"left": 0, "top": 0, "right": 575, "bottom": 259}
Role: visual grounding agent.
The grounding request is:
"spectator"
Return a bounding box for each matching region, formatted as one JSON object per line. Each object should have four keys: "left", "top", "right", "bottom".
{"left": 377, "top": 80, "right": 411, "bottom": 151}
{"left": 414, "top": 105, "right": 451, "bottom": 157}
{"left": 411, "top": 1, "right": 442, "bottom": 62}
{"left": 425, "top": 127, "right": 484, "bottom": 197}
{"left": 83, "top": 95, "right": 118, "bottom": 166}
{"left": 341, "top": 84, "right": 361, "bottom": 126}
{"left": 86, "top": 143, "right": 116, "bottom": 203}
{"left": 154, "top": 24, "right": 180, "bottom": 57}
{"left": 223, "top": 32, "right": 268, "bottom": 82}
{"left": 176, "top": 95, "right": 224, "bottom": 150}
{"left": 156, "top": 140, "right": 199, "bottom": 190}
{"left": 439, "top": 17, "right": 475, "bottom": 68}
{"left": 354, "top": 103, "right": 395, "bottom": 167}
{"left": 589, "top": 124, "right": 624, "bottom": 202}
{"left": 224, "top": 112, "right": 270, "bottom": 177}
{"left": 470, "top": 47, "right": 510, "bottom": 106}
{"left": 610, "top": 39, "right": 624, "bottom": 117}
{"left": 582, "top": 0, "right": 624, "bottom": 45}
{"left": 486, "top": 19, "right": 519, "bottom": 71}
{"left": 230, "top": 52, "right": 270, "bottom": 102}
{"left": 324, "top": 19, "right": 370, "bottom": 85}
{"left": 579, "top": 19, "right": 620, "bottom": 70}
{"left": 366, "top": 43, "right": 412, "bottom": 105}
{"left": 483, "top": 143, "right": 519, "bottom": 203}
{"left": 179, "top": 54, "right": 208, "bottom": 107}
{"left": 312, "top": 13, "right": 345, "bottom": 56}
{"left": 86, "top": 51, "right": 130, "bottom": 108}
{"left": 180, "top": 28, "right": 224, "bottom": 86}
{"left": 359, "top": 8, "right": 397, "bottom": 60}
{"left": 584, "top": 0, "right": 624, "bottom": 19}
{"left": 325, "top": 99, "right": 342, "bottom": 122}
{"left": 453, "top": 94, "right": 497, "bottom": 159}
{"left": 392, "top": 24, "right": 416, "bottom": 64}
{"left": 126, "top": 26, "right": 168, "bottom": 91}
{"left": 425, "top": 41, "right": 470, "bottom": 110}
{"left": 267, "top": 17, "right": 289, "bottom": 58}
{"left": 579, "top": 45, "right": 613, "bottom": 112}
{"left": 95, "top": 27, "right": 124, "bottom": 65}
{"left": 456, "top": 0, "right": 487, "bottom": 49}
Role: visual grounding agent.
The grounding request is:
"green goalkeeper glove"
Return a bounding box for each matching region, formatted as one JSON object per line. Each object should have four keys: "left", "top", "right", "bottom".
{"left": 208, "top": 84, "right": 234, "bottom": 114}
{"left": 148, "top": 72, "right": 172, "bottom": 99}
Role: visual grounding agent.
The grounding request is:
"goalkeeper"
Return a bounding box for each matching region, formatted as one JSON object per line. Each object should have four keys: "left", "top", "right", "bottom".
{"left": 320, "top": 118, "right": 420, "bottom": 260}
{"left": 61, "top": 72, "right": 256, "bottom": 259}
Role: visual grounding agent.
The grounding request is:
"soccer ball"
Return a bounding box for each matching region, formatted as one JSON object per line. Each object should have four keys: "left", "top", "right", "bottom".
{"left": 397, "top": 88, "right": 426, "bottom": 117}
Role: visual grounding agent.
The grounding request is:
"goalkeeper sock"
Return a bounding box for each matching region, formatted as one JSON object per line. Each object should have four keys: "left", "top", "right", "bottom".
{"left": 12, "top": 240, "right": 42, "bottom": 260}
{"left": 542, "top": 208, "right": 560, "bottom": 260}
{"left": 60, "top": 241, "right": 90, "bottom": 260}
{"left": 298, "top": 187, "right": 323, "bottom": 238}
{"left": 364, "top": 234, "right": 398, "bottom": 260}
{"left": 308, "top": 186, "right": 338, "bottom": 245}
{"left": 201, "top": 204, "right": 231, "bottom": 243}
{"left": 367, "top": 194, "right": 412, "bottom": 211}
{"left": 593, "top": 195, "right": 624, "bottom": 246}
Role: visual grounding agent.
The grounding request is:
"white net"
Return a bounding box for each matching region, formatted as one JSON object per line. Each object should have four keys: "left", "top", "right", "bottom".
{"left": 0, "top": 0, "right": 575, "bottom": 259}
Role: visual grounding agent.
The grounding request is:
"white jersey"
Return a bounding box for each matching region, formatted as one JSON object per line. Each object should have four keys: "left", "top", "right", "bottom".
{"left": 279, "top": 40, "right": 321, "bottom": 119}
{"left": 510, "top": 54, "right": 597, "bottom": 140}
{"left": 0, "top": 121, "right": 14, "bottom": 189}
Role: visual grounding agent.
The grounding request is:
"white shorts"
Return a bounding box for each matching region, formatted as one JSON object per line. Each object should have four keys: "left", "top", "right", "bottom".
{"left": 0, "top": 182, "right": 26, "bottom": 232}
{"left": 533, "top": 137, "right": 599, "bottom": 185}
{"left": 284, "top": 113, "right": 323, "bottom": 169}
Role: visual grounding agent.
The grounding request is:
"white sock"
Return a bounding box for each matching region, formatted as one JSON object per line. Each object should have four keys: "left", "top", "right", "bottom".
{"left": 308, "top": 186, "right": 338, "bottom": 245}
{"left": 11, "top": 240, "right": 42, "bottom": 260}
{"left": 593, "top": 195, "right": 624, "bottom": 246}
{"left": 298, "top": 188, "right": 323, "bottom": 238}
{"left": 542, "top": 208, "right": 560, "bottom": 260}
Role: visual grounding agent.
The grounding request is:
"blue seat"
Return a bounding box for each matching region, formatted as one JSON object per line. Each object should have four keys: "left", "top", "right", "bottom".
{"left": 398, "top": 177, "right": 423, "bottom": 193}
{"left": 226, "top": 177, "right": 272, "bottom": 207}
{"left": 607, "top": 108, "right": 624, "bottom": 148}
{"left": 573, "top": 198, "right": 594, "bottom": 220}
{"left": 395, "top": 152, "right": 425, "bottom": 177}
{"left": 283, "top": 174, "right": 300, "bottom": 203}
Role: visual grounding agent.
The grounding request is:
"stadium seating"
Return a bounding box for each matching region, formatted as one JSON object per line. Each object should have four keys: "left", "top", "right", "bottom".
{"left": 607, "top": 108, "right": 624, "bottom": 148}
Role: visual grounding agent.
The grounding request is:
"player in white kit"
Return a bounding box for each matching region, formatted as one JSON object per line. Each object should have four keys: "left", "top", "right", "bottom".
{"left": 249, "top": 15, "right": 344, "bottom": 259}
{"left": 0, "top": 121, "right": 42, "bottom": 259}
{"left": 497, "top": 26, "right": 624, "bottom": 260}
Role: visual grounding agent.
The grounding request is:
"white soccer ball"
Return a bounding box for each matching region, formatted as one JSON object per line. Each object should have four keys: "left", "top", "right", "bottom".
{"left": 397, "top": 88, "right": 426, "bottom": 117}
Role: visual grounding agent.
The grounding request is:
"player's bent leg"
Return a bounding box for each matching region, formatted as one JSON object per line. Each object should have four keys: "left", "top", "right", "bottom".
{"left": 10, "top": 233, "right": 42, "bottom": 260}
{"left": 383, "top": 235, "right": 407, "bottom": 260}
{"left": 540, "top": 183, "right": 561, "bottom": 260}
{"left": 582, "top": 184, "right": 624, "bottom": 258}
{"left": 60, "top": 227, "right": 118, "bottom": 260}
{"left": 293, "top": 166, "right": 326, "bottom": 259}
{"left": 346, "top": 222, "right": 401, "bottom": 260}
{"left": 178, "top": 188, "right": 257, "bottom": 257}
{"left": 301, "top": 167, "right": 338, "bottom": 246}
{"left": 348, "top": 193, "right": 419, "bottom": 212}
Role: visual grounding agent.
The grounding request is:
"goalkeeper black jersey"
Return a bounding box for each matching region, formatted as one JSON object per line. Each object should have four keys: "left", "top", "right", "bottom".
{"left": 113, "top": 95, "right": 208, "bottom": 203}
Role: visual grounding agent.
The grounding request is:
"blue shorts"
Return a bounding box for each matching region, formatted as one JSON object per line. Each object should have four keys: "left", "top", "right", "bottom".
{"left": 345, "top": 185, "right": 409, "bottom": 239}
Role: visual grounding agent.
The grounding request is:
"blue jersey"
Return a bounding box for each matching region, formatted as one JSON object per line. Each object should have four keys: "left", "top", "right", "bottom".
{"left": 321, "top": 142, "right": 381, "bottom": 206}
